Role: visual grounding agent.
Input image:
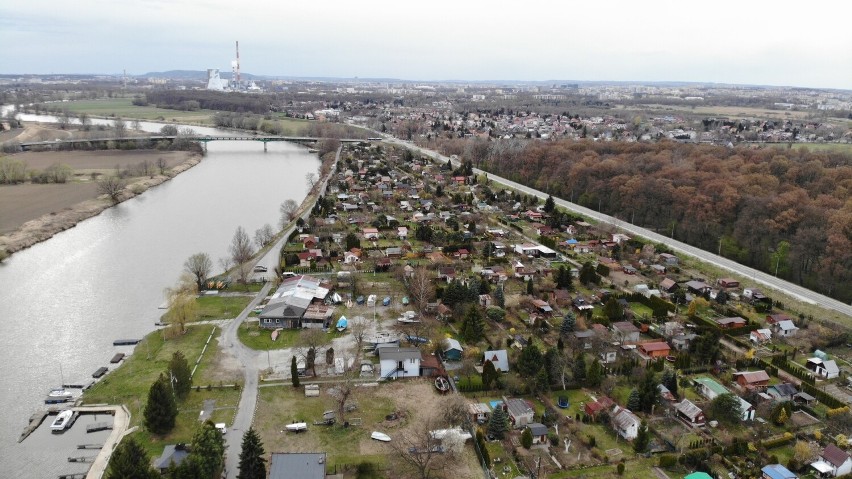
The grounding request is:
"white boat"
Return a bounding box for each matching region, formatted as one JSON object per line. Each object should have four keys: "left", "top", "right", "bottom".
{"left": 285, "top": 422, "right": 308, "bottom": 432}
{"left": 365, "top": 331, "right": 398, "bottom": 347}
{"left": 397, "top": 311, "right": 420, "bottom": 324}
{"left": 50, "top": 410, "right": 74, "bottom": 431}
{"left": 47, "top": 388, "right": 73, "bottom": 400}
{"left": 371, "top": 431, "right": 391, "bottom": 442}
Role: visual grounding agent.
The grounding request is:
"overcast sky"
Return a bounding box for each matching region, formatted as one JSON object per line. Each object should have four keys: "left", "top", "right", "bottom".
{"left": 2, "top": 0, "right": 851, "bottom": 90}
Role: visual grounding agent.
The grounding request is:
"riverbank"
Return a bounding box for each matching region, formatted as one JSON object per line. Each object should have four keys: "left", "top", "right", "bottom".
{"left": 0, "top": 150, "right": 202, "bottom": 257}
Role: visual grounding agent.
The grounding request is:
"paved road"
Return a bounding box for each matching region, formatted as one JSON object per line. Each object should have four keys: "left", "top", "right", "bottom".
{"left": 384, "top": 137, "right": 852, "bottom": 319}
{"left": 221, "top": 146, "right": 342, "bottom": 478}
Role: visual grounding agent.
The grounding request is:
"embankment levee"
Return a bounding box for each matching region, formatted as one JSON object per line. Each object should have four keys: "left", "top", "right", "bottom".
{"left": 0, "top": 151, "right": 202, "bottom": 257}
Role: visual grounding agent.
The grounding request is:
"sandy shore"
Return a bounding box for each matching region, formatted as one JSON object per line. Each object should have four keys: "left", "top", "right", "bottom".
{"left": 0, "top": 151, "right": 201, "bottom": 256}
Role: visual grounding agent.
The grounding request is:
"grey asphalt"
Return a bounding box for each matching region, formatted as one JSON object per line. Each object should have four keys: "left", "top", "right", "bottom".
{"left": 385, "top": 137, "right": 852, "bottom": 319}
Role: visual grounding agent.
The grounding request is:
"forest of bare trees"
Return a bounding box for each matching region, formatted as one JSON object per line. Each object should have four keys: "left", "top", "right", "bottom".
{"left": 435, "top": 138, "right": 852, "bottom": 302}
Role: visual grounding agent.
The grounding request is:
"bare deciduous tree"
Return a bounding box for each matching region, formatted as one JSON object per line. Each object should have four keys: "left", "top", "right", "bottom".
{"left": 279, "top": 199, "right": 299, "bottom": 228}
{"left": 349, "top": 317, "right": 369, "bottom": 354}
{"left": 295, "top": 328, "right": 330, "bottom": 377}
{"left": 388, "top": 411, "right": 462, "bottom": 479}
{"left": 305, "top": 172, "right": 317, "bottom": 190}
{"left": 407, "top": 267, "right": 435, "bottom": 319}
{"left": 184, "top": 252, "right": 213, "bottom": 290}
{"left": 96, "top": 175, "right": 126, "bottom": 204}
{"left": 254, "top": 224, "right": 275, "bottom": 248}
{"left": 156, "top": 157, "right": 168, "bottom": 175}
{"left": 229, "top": 226, "right": 255, "bottom": 287}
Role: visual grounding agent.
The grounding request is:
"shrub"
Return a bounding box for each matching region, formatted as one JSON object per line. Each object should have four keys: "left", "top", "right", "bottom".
{"left": 617, "top": 463, "right": 625, "bottom": 475}
{"left": 658, "top": 454, "right": 677, "bottom": 468}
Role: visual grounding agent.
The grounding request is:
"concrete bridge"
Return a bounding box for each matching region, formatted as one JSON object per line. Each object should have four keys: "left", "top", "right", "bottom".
{"left": 17, "top": 135, "right": 370, "bottom": 152}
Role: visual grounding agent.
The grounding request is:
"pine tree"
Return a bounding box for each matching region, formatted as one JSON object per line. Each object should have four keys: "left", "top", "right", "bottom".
{"left": 526, "top": 278, "right": 534, "bottom": 295}
{"left": 627, "top": 389, "right": 641, "bottom": 411}
{"left": 192, "top": 421, "right": 225, "bottom": 478}
{"left": 544, "top": 195, "right": 555, "bottom": 213}
{"left": 461, "top": 304, "right": 484, "bottom": 343}
{"left": 587, "top": 359, "right": 603, "bottom": 387}
{"left": 561, "top": 312, "right": 576, "bottom": 335}
{"left": 521, "top": 427, "right": 533, "bottom": 449}
{"left": 105, "top": 436, "right": 160, "bottom": 479}
{"left": 291, "top": 356, "right": 300, "bottom": 388}
{"left": 144, "top": 373, "right": 178, "bottom": 435}
{"left": 638, "top": 370, "right": 659, "bottom": 413}
{"left": 634, "top": 421, "right": 649, "bottom": 453}
{"left": 169, "top": 351, "right": 192, "bottom": 401}
{"left": 237, "top": 427, "right": 266, "bottom": 479}
{"left": 517, "top": 343, "right": 543, "bottom": 377}
{"left": 494, "top": 285, "right": 505, "bottom": 308}
{"left": 573, "top": 352, "right": 587, "bottom": 384}
{"left": 481, "top": 360, "right": 498, "bottom": 389}
{"left": 487, "top": 406, "right": 509, "bottom": 439}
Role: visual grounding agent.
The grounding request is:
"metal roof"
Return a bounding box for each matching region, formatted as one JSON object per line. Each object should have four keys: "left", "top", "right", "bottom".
{"left": 269, "top": 453, "right": 326, "bottom": 479}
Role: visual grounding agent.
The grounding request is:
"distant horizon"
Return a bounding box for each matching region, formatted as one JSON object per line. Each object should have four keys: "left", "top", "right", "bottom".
{"left": 4, "top": 70, "right": 849, "bottom": 93}
{"left": 2, "top": 1, "right": 850, "bottom": 90}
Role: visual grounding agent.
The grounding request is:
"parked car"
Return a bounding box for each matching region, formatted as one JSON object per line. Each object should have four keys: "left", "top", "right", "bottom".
{"left": 356, "top": 295, "right": 365, "bottom": 305}
{"left": 383, "top": 296, "right": 391, "bottom": 306}
{"left": 253, "top": 265, "right": 268, "bottom": 273}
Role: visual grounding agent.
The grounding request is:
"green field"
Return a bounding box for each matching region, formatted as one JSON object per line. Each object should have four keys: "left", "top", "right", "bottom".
{"left": 60, "top": 98, "right": 216, "bottom": 123}
{"left": 237, "top": 320, "right": 301, "bottom": 350}
{"left": 196, "top": 295, "right": 253, "bottom": 321}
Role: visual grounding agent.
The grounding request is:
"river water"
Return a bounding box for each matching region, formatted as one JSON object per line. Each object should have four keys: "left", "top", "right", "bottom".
{"left": 0, "top": 112, "right": 317, "bottom": 477}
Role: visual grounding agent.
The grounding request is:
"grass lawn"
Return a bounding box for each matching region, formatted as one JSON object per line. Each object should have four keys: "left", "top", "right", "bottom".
{"left": 196, "top": 295, "right": 253, "bottom": 321}
{"left": 485, "top": 441, "right": 522, "bottom": 477}
{"left": 80, "top": 324, "right": 241, "bottom": 458}
{"left": 629, "top": 302, "right": 654, "bottom": 318}
{"left": 61, "top": 98, "right": 216, "bottom": 123}
{"left": 237, "top": 320, "right": 301, "bottom": 350}
{"left": 550, "top": 458, "right": 660, "bottom": 479}
{"left": 551, "top": 389, "right": 591, "bottom": 418}
{"left": 254, "top": 384, "right": 394, "bottom": 471}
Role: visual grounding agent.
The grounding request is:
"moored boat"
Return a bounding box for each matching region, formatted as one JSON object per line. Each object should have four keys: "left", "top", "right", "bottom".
{"left": 371, "top": 431, "right": 391, "bottom": 442}
{"left": 434, "top": 376, "right": 450, "bottom": 393}
{"left": 50, "top": 410, "right": 74, "bottom": 432}
{"left": 285, "top": 422, "right": 307, "bottom": 432}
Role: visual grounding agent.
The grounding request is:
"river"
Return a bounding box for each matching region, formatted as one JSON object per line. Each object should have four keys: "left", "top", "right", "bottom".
{"left": 0, "top": 112, "right": 318, "bottom": 478}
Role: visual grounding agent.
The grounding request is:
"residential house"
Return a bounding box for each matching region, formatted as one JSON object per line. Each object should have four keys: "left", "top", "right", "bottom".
{"left": 526, "top": 423, "right": 549, "bottom": 445}
{"left": 660, "top": 278, "right": 679, "bottom": 293}
{"left": 483, "top": 350, "right": 509, "bottom": 372}
{"left": 744, "top": 288, "right": 770, "bottom": 303}
{"left": 716, "top": 316, "right": 747, "bottom": 329}
{"left": 379, "top": 347, "right": 421, "bottom": 379}
{"left": 734, "top": 370, "right": 771, "bottom": 391}
{"left": 717, "top": 278, "right": 740, "bottom": 288}
{"left": 437, "top": 267, "right": 456, "bottom": 283}
{"left": 259, "top": 275, "right": 332, "bottom": 329}
{"left": 671, "top": 333, "right": 697, "bottom": 351}
{"left": 761, "top": 464, "right": 798, "bottom": 479}
{"left": 531, "top": 299, "right": 554, "bottom": 316}
{"left": 750, "top": 329, "right": 773, "bottom": 344}
{"left": 694, "top": 376, "right": 729, "bottom": 400}
{"left": 385, "top": 247, "right": 402, "bottom": 259}
{"left": 766, "top": 383, "right": 798, "bottom": 402}
{"left": 504, "top": 397, "right": 535, "bottom": 428}
{"left": 479, "top": 294, "right": 493, "bottom": 308}
{"left": 773, "top": 320, "right": 799, "bottom": 337}
{"left": 154, "top": 445, "right": 189, "bottom": 473}
{"left": 807, "top": 358, "right": 840, "bottom": 379}
{"left": 611, "top": 406, "right": 641, "bottom": 440}
{"left": 658, "top": 384, "right": 677, "bottom": 402}
{"left": 659, "top": 253, "right": 679, "bottom": 265}
{"left": 685, "top": 280, "right": 712, "bottom": 295}
{"left": 454, "top": 248, "right": 470, "bottom": 260}
{"left": 443, "top": 338, "right": 464, "bottom": 361}
{"left": 638, "top": 341, "right": 671, "bottom": 359}
{"left": 362, "top": 227, "right": 379, "bottom": 240}
{"left": 599, "top": 348, "right": 618, "bottom": 364}
{"left": 269, "top": 452, "right": 327, "bottom": 479}
{"left": 612, "top": 321, "right": 640, "bottom": 344}
{"left": 574, "top": 330, "right": 597, "bottom": 350}
{"left": 572, "top": 297, "right": 594, "bottom": 312}
{"left": 674, "top": 399, "right": 706, "bottom": 427}
{"left": 766, "top": 313, "right": 792, "bottom": 325}
{"left": 811, "top": 444, "right": 852, "bottom": 477}
{"left": 419, "top": 353, "right": 443, "bottom": 378}
{"left": 469, "top": 403, "right": 491, "bottom": 424}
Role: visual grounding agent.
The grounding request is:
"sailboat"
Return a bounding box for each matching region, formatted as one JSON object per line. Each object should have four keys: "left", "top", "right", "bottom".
{"left": 46, "top": 364, "right": 73, "bottom": 404}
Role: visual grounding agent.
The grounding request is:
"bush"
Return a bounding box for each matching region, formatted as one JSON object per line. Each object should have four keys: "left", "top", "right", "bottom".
{"left": 617, "top": 463, "right": 625, "bottom": 475}
{"left": 658, "top": 454, "right": 677, "bottom": 468}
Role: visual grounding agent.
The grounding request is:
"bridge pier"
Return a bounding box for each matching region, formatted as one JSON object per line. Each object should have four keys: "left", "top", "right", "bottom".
{"left": 263, "top": 141, "right": 267, "bottom": 152}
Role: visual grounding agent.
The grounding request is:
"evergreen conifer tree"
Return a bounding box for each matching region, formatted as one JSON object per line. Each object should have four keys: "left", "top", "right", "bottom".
{"left": 487, "top": 406, "right": 509, "bottom": 439}
{"left": 169, "top": 351, "right": 192, "bottom": 401}
{"left": 237, "top": 427, "right": 266, "bottom": 479}
{"left": 104, "top": 437, "right": 160, "bottom": 479}
{"left": 144, "top": 373, "right": 178, "bottom": 435}
{"left": 291, "top": 356, "right": 300, "bottom": 388}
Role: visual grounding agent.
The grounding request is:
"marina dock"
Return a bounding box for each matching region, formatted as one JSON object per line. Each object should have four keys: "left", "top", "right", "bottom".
{"left": 109, "top": 353, "right": 124, "bottom": 364}
{"left": 91, "top": 367, "right": 108, "bottom": 378}
{"left": 63, "top": 380, "right": 94, "bottom": 390}
{"left": 112, "top": 339, "right": 140, "bottom": 346}
{"left": 86, "top": 422, "right": 112, "bottom": 433}
{"left": 18, "top": 410, "right": 48, "bottom": 442}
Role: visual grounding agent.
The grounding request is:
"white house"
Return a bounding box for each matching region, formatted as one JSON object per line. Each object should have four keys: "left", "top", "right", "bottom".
{"left": 483, "top": 350, "right": 509, "bottom": 372}
{"left": 774, "top": 320, "right": 799, "bottom": 337}
{"left": 811, "top": 444, "right": 852, "bottom": 477}
{"left": 611, "top": 406, "right": 640, "bottom": 440}
{"left": 820, "top": 360, "right": 840, "bottom": 379}
{"left": 378, "top": 347, "right": 421, "bottom": 379}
